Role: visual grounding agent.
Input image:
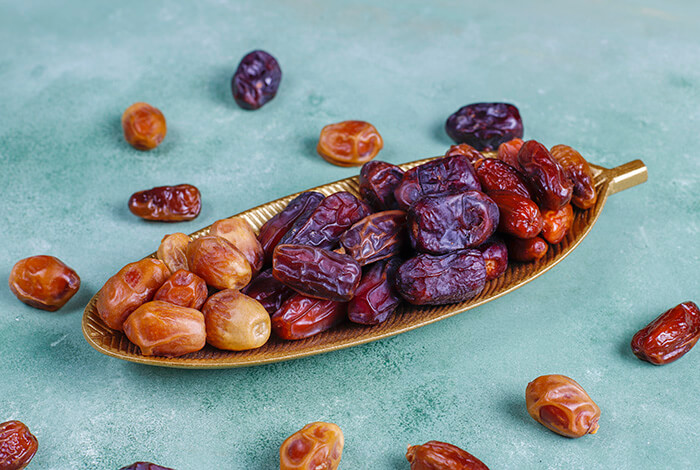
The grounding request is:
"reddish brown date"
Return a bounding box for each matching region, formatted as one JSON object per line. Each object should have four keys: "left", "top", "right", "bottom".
{"left": 359, "top": 161, "right": 404, "bottom": 210}
{"left": 476, "top": 237, "right": 508, "bottom": 281}
{"left": 317, "top": 120, "right": 383, "bottom": 167}
{"left": 526, "top": 374, "right": 600, "bottom": 438}
{"left": 186, "top": 236, "right": 252, "bottom": 290}
{"left": 258, "top": 191, "right": 325, "bottom": 265}
{"left": 273, "top": 245, "right": 361, "bottom": 301}
{"left": 209, "top": 217, "right": 264, "bottom": 274}
{"left": 153, "top": 269, "right": 208, "bottom": 310}
{"left": 475, "top": 158, "right": 532, "bottom": 199}
{"left": 505, "top": 236, "right": 548, "bottom": 262}
{"left": 406, "top": 441, "right": 489, "bottom": 470}
{"left": 631, "top": 301, "right": 700, "bottom": 365}
{"left": 340, "top": 210, "right": 406, "bottom": 265}
{"left": 348, "top": 258, "right": 402, "bottom": 325}
{"left": 541, "top": 204, "right": 574, "bottom": 244}
{"left": 119, "top": 463, "right": 174, "bottom": 470}
{"left": 393, "top": 154, "right": 481, "bottom": 210}
{"left": 9, "top": 255, "right": 80, "bottom": 311}
{"left": 122, "top": 102, "right": 167, "bottom": 150}
{"left": 242, "top": 268, "right": 295, "bottom": 314}
{"left": 496, "top": 138, "right": 524, "bottom": 169}
{"left": 488, "top": 190, "right": 543, "bottom": 239}
{"left": 280, "top": 192, "right": 371, "bottom": 249}
{"left": 271, "top": 294, "right": 347, "bottom": 340}
{"left": 128, "top": 184, "right": 201, "bottom": 222}
{"left": 280, "top": 422, "right": 344, "bottom": 470}
{"left": 408, "top": 191, "right": 498, "bottom": 254}
{"left": 550, "top": 144, "right": 598, "bottom": 209}
{"left": 445, "top": 143, "right": 485, "bottom": 167}
{"left": 395, "top": 250, "right": 486, "bottom": 305}
{"left": 517, "top": 140, "right": 573, "bottom": 211}
{"left": 0, "top": 420, "right": 38, "bottom": 470}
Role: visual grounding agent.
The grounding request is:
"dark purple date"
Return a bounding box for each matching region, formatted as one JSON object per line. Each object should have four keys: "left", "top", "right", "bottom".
{"left": 476, "top": 237, "right": 508, "bottom": 281}
{"left": 119, "top": 463, "right": 174, "bottom": 470}
{"left": 445, "top": 102, "right": 523, "bottom": 151}
{"left": 408, "top": 191, "right": 498, "bottom": 254}
{"left": 231, "top": 50, "right": 282, "bottom": 110}
{"left": 348, "top": 258, "right": 402, "bottom": 325}
{"left": 340, "top": 210, "right": 407, "bottom": 266}
{"left": 241, "top": 268, "right": 295, "bottom": 314}
{"left": 395, "top": 250, "right": 486, "bottom": 305}
{"left": 359, "top": 160, "right": 405, "bottom": 210}
{"left": 517, "top": 140, "right": 573, "bottom": 211}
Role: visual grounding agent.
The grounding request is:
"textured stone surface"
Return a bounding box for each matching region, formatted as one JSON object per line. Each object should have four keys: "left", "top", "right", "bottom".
{"left": 1, "top": 0, "right": 699, "bottom": 468}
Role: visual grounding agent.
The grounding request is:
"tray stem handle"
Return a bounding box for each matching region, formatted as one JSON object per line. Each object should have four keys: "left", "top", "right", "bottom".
{"left": 606, "top": 160, "right": 647, "bottom": 195}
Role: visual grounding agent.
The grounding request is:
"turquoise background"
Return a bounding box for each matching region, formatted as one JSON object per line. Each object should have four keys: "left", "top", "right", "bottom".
{"left": 1, "top": 0, "right": 699, "bottom": 468}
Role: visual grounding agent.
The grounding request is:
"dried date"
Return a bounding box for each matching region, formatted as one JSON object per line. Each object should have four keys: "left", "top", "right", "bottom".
{"left": 119, "top": 463, "right": 174, "bottom": 470}
{"left": 231, "top": 50, "right": 281, "bottom": 110}
{"left": 209, "top": 217, "right": 264, "bottom": 274}
{"left": 476, "top": 237, "right": 508, "bottom": 281}
{"left": 505, "top": 236, "right": 548, "bottom": 262}
{"left": 202, "top": 289, "right": 271, "bottom": 351}
{"left": 271, "top": 294, "right": 347, "bottom": 340}
{"left": 497, "top": 138, "right": 524, "bottom": 169}
{"left": 153, "top": 269, "right": 208, "bottom": 310}
{"left": 122, "top": 102, "right": 167, "bottom": 150}
{"left": 406, "top": 441, "right": 489, "bottom": 470}
{"left": 517, "top": 140, "right": 573, "bottom": 211}
{"left": 242, "top": 268, "right": 295, "bottom": 314}
{"left": 395, "top": 250, "right": 486, "bottom": 305}
{"left": 445, "top": 143, "right": 485, "bottom": 167}
{"left": 272, "top": 245, "right": 361, "bottom": 301}
{"left": 348, "top": 258, "right": 402, "bottom": 325}
{"left": 9, "top": 255, "right": 80, "bottom": 311}
{"left": 129, "top": 184, "right": 201, "bottom": 222}
{"left": 526, "top": 374, "right": 600, "bottom": 438}
{"left": 317, "top": 120, "right": 383, "bottom": 166}
{"left": 445, "top": 102, "right": 523, "bottom": 151}
{"left": 340, "top": 210, "right": 406, "bottom": 265}
{"left": 156, "top": 232, "right": 191, "bottom": 273}
{"left": 550, "top": 144, "right": 598, "bottom": 209}
{"left": 408, "top": 191, "right": 498, "bottom": 254}
{"left": 541, "top": 204, "right": 573, "bottom": 244}
{"left": 359, "top": 161, "right": 404, "bottom": 210}
{"left": 279, "top": 422, "right": 344, "bottom": 470}
{"left": 394, "top": 154, "right": 481, "bottom": 210}
{"left": 475, "top": 158, "right": 531, "bottom": 199}
{"left": 487, "top": 190, "right": 543, "bottom": 239}
{"left": 0, "top": 420, "right": 38, "bottom": 470}
{"left": 186, "top": 236, "right": 252, "bottom": 290}
{"left": 631, "top": 301, "right": 700, "bottom": 365}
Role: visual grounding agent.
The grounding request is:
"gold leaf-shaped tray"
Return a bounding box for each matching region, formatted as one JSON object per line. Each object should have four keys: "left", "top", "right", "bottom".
{"left": 83, "top": 155, "right": 647, "bottom": 368}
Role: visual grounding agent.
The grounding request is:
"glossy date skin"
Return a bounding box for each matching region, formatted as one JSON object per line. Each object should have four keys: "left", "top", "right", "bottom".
{"left": 476, "top": 237, "right": 508, "bottom": 282}
{"left": 394, "top": 154, "right": 481, "bottom": 210}
{"left": 9, "top": 255, "right": 80, "bottom": 311}
{"left": 273, "top": 245, "right": 361, "bottom": 301}
{"left": 209, "top": 217, "right": 264, "bottom": 274}
{"left": 505, "top": 236, "right": 548, "bottom": 262}
{"left": 445, "top": 102, "right": 523, "bottom": 151}
{"left": 96, "top": 258, "right": 170, "bottom": 331}
{"left": 408, "top": 191, "right": 498, "bottom": 254}
{"left": 258, "top": 191, "right": 325, "bottom": 265}
{"left": 271, "top": 294, "right": 347, "bottom": 340}
{"left": 231, "top": 50, "right": 281, "bottom": 110}
{"left": 348, "top": 258, "right": 402, "bottom": 325}
{"left": 280, "top": 192, "right": 371, "bottom": 249}
{"left": 445, "top": 143, "right": 485, "bottom": 166}
{"left": 202, "top": 289, "right": 271, "bottom": 351}
{"left": 406, "top": 441, "right": 489, "bottom": 470}
{"left": 541, "top": 204, "right": 574, "bottom": 244}
{"left": 631, "top": 301, "right": 700, "bottom": 365}
{"left": 186, "top": 236, "right": 252, "bottom": 290}
{"left": 156, "top": 232, "right": 191, "bottom": 273}
{"left": 359, "top": 161, "right": 404, "bottom": 210}
{"left": 153, "top": 269, "right": 208, "bottom": 310}
{"left": 550, "top": 144, "right": 598, "bottom": 209}
{"left": 497, "top": 138, "right": 525, "bottom": 169}
{"left": 517, "top": 140, "right": 573, "bottom": 211}
{"left": 279, "top": 422, "right": 344, "bottom": 470}
{"left": 0, "top": 420, "right": 38, "bottom": 470}
{"left": 487, "top": 190, "right": 544, "bottom": 239}
{"left": 119, "top": 463, "right": 174, "bottom": 470}
{"left": 317, "top": 120, "right": 383, "bottom": 167}
{"left": 121, "top": 102, "right": 166, "bottom": 150}
{"left": 526, "top": 374, "right": 600, "bottom": 438}
{"left": 340, "top": 210, "right": 406, "bottom": 265}
{"left": 129, "top": 184, "right": 201, "bottom": 222}
{"left": 475, "top": 158, "right": 532, "bottom": 199}
{"left": 241, "top": 268, "right": 295, "bottom": 314}
{"left": 395, "top": 250, "right": 486, "bottom": 305}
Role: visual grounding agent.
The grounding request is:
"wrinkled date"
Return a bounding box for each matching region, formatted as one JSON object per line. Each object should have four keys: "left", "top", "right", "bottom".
{"left": 271, "top": 294, "right": 347, "bottom": 340}
{"left": 631, "top": 301, "right": 700, "bottom": 365}
{"left": 129, "top": 184, "right": 201, "bottom": 222}
{"left": 317, "top": 120, "right": 383, "bottom": 167}
{"left": 96, "top": 258, "right": 170, "bottom": 331}
{"left": 279, "top": 422, "right": 344, "bottom": 470}
{"left": 340, "top": 210, "right": 406, "bottom": 266}
{"left": 186, "top": 236, "right": 252, "bottom": 290}
{"left": 348, "top": 258, "right": 402, "bottom": 325}
{"left": 156, "top": 232, "right": 191, "bottom": 273}
{"left": 153, "top": 269, "right": 208, "bottom": 310}
{"left": 406, "top": 441, "right": 489, "bottom": 470}
{"left": 209, "top": 217, "right": 264, "bottom": 274}
{"left": 517, "top": 140, "right": 573, "bottom": 211}
{"left": 550, "top": 144, "right": 598, "bottom": 209}
{"left": 9, "top": 255, "right": 80, "bottom": 311}
{"left": 497, "top": 138, "right": 525, "bottom": 169}
{"left": 475, "top": 158, "right": 532, "bottom": 199}
{"left": 445, "top": 102, "right": 523, "bottom": 151}
{"left": 119, "top": 463, "right": 174, "bottom": 470}
{"left": 541, "top": 204, "right": 574, "bottom": 244}
{"left": 526, "top": 374, "right": 601, "bottom": 438}
{"left": 123, "top": 300, "right": 206, "bottom": 357}
{"left": 273, "top": 245, "right": 361, "bottom": 301}
{"left": 280, "top": 192, "right": 371, "bottom": 249}
{"left": 408, "top": 191, "right": 498, "bottom": 254}
{"left": 445, "top": 143, "right": 485, "bottom": 167}
{"left": 121, "top": 102, "right": 167, "bottom": 151}
{"left": 202, "top": 289, "right": 271, "bottom": 351}
{"left": 505, "top": 236, "right": 548, "bottom": 262}
{"left": 476, "top": 237, "right": 508, "bottom": 282}
{"left": 242, "top": 268, "right": 295, "bottom": 314}
{"left": 231, "top": 49, "right": 282, "bottom": 110}
{"left": 394, "top": 155, "right": 481, "bottom": 210}
{"left": 258, "top": 191, "right": 325, "bottom": 264}
{"left": 0, "top": 420, "right": 38, "bottom": 470}
{"left": 359, "top": 161, "right": 404, "bottom": 210}
{"left": 487, "top": 190, "right": 544, "bottom": 239}
{"left": 395, "top": 250, "right": 486, "bottom": 305}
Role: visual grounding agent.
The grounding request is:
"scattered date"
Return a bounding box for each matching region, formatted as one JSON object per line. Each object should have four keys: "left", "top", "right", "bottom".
{"left": 129, "top": 184, "right": 201, "bottom": 222}
{"left": 631, "top": 301, "right": 700, "bottom": 365}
